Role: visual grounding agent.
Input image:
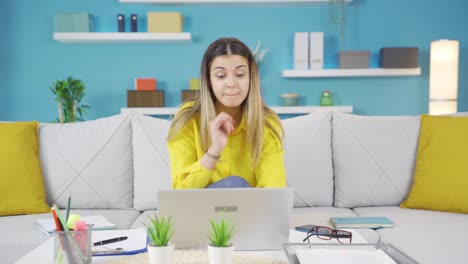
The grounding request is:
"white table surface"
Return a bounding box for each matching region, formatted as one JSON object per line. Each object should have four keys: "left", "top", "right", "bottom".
{"left": 14, "top": 229, "right": 367, "bottom": 263}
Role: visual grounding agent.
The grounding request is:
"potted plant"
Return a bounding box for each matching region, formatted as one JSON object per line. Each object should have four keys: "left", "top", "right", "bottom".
{"left": 252, "top": 41, "right": 269, "bottom": 68}
{"left": 144, "top": 214, "right": 175, "bottom": 264}
{"left": 207, "top": 216, "right": 236, "bottom": 264}
{"left": 50, "top": 76, "right": 90, "bottom": 123}
{"left": 329, "top": 0, "right": 346, "bottom": 40}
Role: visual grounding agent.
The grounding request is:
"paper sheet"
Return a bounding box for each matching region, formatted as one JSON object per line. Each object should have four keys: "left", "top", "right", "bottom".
{"left": 36, "top": 215, "right": 116, "bottom": 234}
{"left": 295, "top": 248, "right": 397, "bottom": 264}
{"left": 92, "top": 228, "right": 147, "bottom": 253}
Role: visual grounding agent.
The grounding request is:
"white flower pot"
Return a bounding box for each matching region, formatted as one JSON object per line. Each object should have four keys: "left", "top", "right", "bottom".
{"left": 207, "top": 244, "right": 234, "bottom": 264}
{"left": 147, "top": 243, "right": 174, "bottom": 264}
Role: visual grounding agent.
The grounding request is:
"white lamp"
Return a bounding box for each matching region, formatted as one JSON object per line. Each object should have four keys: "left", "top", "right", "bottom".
{"left": 429, "top": 39, "right": 459, "bottom": 115}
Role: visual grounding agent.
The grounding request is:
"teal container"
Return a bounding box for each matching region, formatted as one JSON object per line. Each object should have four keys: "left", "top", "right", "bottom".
{"left": 281, "top": 93, "right": 299, "bottom": 106}
{"left": 320, "top": 91, "right": 334, "bottom": 106}
{"left": 55, "top": 13, "right": 92, "bottom": 32}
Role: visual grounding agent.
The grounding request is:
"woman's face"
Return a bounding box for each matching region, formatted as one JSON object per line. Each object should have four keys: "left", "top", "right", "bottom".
{"left": 210, "top": 55, "right": 250, "bottom": 110}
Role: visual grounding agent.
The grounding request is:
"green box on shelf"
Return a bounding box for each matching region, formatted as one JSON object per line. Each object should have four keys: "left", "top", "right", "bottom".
{"left": 54, "top": 12, "right": 93, "bottom": 32}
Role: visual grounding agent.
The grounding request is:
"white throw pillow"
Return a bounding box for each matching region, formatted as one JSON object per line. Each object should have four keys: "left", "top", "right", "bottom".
{"left": 39, "top": 114, "right": 134, "bottom": 209}
{"left": 132, "top": 114, "right": 172, "bottom": 211}
{"left": 332, "top": 112, "right": 421, "bottom": 208}
{"left": 282, "top": 111, "right": 334, "bottom": 207}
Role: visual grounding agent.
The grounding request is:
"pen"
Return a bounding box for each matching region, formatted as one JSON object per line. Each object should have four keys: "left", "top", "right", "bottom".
{"left": 93, "top": 236, "right": 128, "bottom": 246}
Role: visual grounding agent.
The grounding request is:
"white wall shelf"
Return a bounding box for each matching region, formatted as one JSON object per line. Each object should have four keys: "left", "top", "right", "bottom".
{"left": 120, "top": 0, "right": 350, "bottom": 3}
{"left": 282, "top": 68, "right": 422, "bottom": 78}
{"left": 121, "top": 106, "right": 353, "bottom": 116}
{"left": 53, "top": 32, "right": 191, "bottom": 43}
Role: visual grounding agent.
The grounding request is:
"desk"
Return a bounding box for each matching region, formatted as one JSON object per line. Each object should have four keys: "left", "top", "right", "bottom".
{"left": 15, "top": 229, "right": 367, "bottom": 263}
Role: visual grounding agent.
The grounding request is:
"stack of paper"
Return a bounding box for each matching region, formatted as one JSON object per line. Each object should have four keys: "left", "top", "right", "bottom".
{"left": 36, "top": 215, "right": 116, "bottom": 235}
{"left": 330, "top": 217, "right": 394, "bottom": 229}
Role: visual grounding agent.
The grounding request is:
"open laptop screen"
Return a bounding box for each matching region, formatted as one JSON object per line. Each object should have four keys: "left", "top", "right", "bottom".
{"left": 157, "top": 187, "right": 294, "bottom": 251}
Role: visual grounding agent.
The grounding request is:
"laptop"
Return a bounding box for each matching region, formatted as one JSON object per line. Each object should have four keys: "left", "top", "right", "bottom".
{"left": 157, "top": 187, "right": 294, "bottom": 251}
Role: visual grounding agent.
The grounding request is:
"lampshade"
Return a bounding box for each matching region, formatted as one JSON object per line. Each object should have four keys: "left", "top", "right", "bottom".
{"left": 429, "top": 40, "right": 459, "bottom": 115}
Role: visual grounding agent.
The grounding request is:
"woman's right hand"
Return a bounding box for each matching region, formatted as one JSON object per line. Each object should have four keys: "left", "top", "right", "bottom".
{"left": 208, "top": 112, "right": 235, "bottom": 156}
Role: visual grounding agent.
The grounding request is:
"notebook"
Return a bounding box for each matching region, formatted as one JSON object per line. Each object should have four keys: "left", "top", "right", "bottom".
{"left": 36, "top": 215, "right": 116, "bottom": 235}
{"left": 158, "top": 187, "right": 294, "bottom": 251}
{"left": 330, "top": 217, "right": 393, "bottom": 229}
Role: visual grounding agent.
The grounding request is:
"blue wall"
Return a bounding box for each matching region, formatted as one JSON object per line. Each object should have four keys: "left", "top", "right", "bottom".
{"left": 0, "top": 0, "right": 467, "bottom": 121}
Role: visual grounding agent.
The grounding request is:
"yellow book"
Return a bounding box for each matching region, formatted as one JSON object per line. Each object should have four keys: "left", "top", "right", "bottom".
{"left": 189, "top": 78, "right": 200, "bottom": 90}
{"left": 147, "top": 12, "right": 183, "bottom": 33}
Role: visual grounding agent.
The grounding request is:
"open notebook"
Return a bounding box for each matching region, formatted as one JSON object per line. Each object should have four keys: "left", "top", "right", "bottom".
{"left": 36, "top": 215, "right": 116, "bottom": 236}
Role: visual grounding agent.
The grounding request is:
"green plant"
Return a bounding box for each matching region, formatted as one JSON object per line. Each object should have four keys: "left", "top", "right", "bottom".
{"left": 329, "top": 0, "right": 346, "bottom": 40}
{"left": 208, "top": 216, "right": 236, "bottom": 247}
{"left": 252, "top": 41, "right": 269, "bottom": 67}
{"left": 50, "top": 76, "right": 90, "bottom": 123}
{"left": 144, "top": 214, "right": 174, "bottom": 247}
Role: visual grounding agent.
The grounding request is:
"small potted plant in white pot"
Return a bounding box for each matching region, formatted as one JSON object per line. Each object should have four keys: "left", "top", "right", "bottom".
{"left": 207, "top": 216, "right": 236, "bottom": 264}
{"left": 144, "top": 214, "right": 174, "bottom": 264}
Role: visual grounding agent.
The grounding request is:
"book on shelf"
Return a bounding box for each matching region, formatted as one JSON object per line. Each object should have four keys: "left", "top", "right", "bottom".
{"left": 36, "top": 215, "right": 116, "bottom": 236}
{"left": 330, "top": 216, "right": 394, "bottom": 229}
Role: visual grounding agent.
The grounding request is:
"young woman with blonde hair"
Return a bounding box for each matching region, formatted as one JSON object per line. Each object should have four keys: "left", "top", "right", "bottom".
{"left": 167, "top": 37, "right": 286, "bottom": 188}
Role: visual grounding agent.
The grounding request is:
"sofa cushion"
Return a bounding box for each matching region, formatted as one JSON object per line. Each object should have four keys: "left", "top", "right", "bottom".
{"left": 401, "top": 115, "right": 468, "bottom": 213}
{"left": 282, "top": 111, "right": 334, "bottom": 207}
{"left": 353, "top": 206, "right": 468, "bottom": 264}
{"left": 0, "top": 121, "right": 50, "bottom": 216}
{"left": 132, "top": 114, "right": 172, "bottom": 211}
{"left": 39, "top": 114, "right": 134, "bottom": 209}
{"left": 332, "top": 112, "right": 420, "bottom": 208}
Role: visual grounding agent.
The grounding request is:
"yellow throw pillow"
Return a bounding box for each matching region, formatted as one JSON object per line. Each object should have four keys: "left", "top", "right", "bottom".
{"left": 401, "top": 115, "right": 468, "bottom": 214}
{"left": 0, "top": 121, "right": 50, "bottom": 215}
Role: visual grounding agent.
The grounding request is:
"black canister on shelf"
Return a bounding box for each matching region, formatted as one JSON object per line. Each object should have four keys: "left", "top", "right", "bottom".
{"left": 131, "top": 14, "right": 138, "bottom": 32}
{"left": 117, "top": 14, "right": 125, "bottom": 32}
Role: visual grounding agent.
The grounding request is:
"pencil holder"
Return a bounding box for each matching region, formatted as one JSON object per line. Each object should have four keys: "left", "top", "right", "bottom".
{"left": 53, "top": 226, "right": 92, "bottom": 264}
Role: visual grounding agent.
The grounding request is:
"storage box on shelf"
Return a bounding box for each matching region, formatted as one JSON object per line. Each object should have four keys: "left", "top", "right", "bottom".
{"left": 127, "top": 90, "right": 165, "bottom": 107}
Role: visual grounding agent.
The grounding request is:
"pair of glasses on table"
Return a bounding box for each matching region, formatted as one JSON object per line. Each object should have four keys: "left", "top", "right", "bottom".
{"left": 302, "top": 225, "right": 352, "bottom": 244}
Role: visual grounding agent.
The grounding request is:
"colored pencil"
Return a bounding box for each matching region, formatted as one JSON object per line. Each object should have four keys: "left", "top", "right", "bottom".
{"left": 53, "top": 204, "right": 69, "bottom": 231}
{"left": 65, "top": 194, "right": 71, "bottom": 222}
{"left": 51, "top": 207, "right": 63, "bottom": 231}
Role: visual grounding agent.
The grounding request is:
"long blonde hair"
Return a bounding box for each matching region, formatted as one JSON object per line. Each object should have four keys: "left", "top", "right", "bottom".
{"left": 167, "top": 37, "right": 283, "bottom": 167}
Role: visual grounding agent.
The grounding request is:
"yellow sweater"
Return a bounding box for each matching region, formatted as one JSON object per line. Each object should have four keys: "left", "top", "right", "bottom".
{"left": 168, "top": 112, "right": 286, "bottom": 189}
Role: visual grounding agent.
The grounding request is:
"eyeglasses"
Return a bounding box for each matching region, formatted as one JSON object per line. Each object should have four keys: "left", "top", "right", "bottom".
{"left": 302, "top": 225, "right": 352, "bottom": 244}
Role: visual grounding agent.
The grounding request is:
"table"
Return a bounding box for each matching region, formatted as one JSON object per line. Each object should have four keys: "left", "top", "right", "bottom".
{"left": 14, "top": 229, "right": 367, "bottom": 263}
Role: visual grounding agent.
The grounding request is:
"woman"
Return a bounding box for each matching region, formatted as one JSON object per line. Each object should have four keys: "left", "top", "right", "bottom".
{"left": 167, "top": 37, "right": 286, "bottom": 189}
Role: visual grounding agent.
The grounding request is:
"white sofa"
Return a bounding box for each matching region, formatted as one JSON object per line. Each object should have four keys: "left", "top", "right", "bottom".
{"left": 1, "top": 111, "right": 467, "bottom": 264}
